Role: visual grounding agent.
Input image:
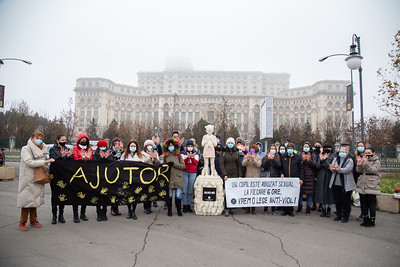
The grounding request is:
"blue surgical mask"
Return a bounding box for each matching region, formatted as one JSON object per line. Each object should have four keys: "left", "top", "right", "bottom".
{"left": 303, "top": 148, "right": 310, "bottom": 153}
{"left": 227, "top": 144, "right": 234, "bottom": 149}
{"left": 168, "top": 146, "right": 175, "bottom": 152}
{"left": 195, "top": 148, "right": 198, "bottom": 153}
{"left": 287, "top": 149, "right": 294, "bottom": 155}
{"left": 279, "top": 150, "right": 286, "bottom": 155}
{"left": 339, "top": 152, "right": 346, "bottom": 158}
{"left": 34, "top": 139, "right": 42, "bottom": 146}
{"left": 270, "top": 149, "right": 276, "bottom": 154}
{"left": 100, "top": 147, "right": 107, "bottom": 151}
{"left": 130, "top": 147, "right": 136, "bottom": 153}
{"left": 187, "top": 147, "right": 193, "bottom": 152}
{"left": 153, "top": 144, "right": 157, "bottom": 149}
{"left": 357, "top": 147, "right": 364, "bottom": 153}
{"left": 284, "top": 143, "right": 288, "bottom": 148}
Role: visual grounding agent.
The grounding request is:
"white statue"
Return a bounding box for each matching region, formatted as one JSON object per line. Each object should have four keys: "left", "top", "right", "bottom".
{"left": 201, "top": 125, "right": 218, "bottom": 176}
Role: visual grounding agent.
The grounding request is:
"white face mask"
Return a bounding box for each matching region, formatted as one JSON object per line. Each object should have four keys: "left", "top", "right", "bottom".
{"left": 147, "top": 146, "right": 153, "bottom": 152}
{"left": 79, "top": 144, "right": 87, "bottom": 149}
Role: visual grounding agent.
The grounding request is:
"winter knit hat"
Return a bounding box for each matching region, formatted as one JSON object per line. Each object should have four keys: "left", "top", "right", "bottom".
{"left": 97, "top": 140, "right": 108, "bottom": 148}
{"left": 226, "top": 137, "right": 235, "bottom": 145}
{"left": 186, "top": 139, "right": 194, "bottom": 147}
{"left": 144, "top": 139, "right": 154, "bottom": 147}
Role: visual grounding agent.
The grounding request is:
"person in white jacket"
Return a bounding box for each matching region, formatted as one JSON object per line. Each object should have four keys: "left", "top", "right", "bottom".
{"left": 17, "top": 131, "right": 54, "bottom": 231}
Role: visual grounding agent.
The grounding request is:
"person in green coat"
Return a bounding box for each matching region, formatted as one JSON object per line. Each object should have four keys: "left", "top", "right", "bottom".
{"left": 160, "top": 138, "right": 186, "bottom": 217}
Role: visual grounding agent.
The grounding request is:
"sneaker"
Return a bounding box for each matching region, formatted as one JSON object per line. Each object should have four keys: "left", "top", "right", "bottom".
{"left": 18, "top": 223, "right": 28, "bottom": 231}
{"left": 333, "top": 217, "right": 342, "bottom": 221}
{"left": 341, "top": 217, "right": 349, "bottom": 223}
{"left": 30, "top": 221, "right": 43, "bottom": 228}
{"left": 271, "top": 211, "right": 276, "bottom": 216}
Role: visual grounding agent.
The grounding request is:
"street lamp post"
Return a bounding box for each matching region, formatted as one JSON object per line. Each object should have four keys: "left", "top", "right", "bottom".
{"left": 0, "top": 58, "right": 32, "bottom": 67}
{"left": 319, "top": 34, "right": 364, "bottom": 143}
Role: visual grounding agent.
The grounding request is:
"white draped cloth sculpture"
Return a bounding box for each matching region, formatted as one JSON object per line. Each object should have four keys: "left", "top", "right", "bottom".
{"left": 201, "top": 125, "right": 218, "bottom": 176}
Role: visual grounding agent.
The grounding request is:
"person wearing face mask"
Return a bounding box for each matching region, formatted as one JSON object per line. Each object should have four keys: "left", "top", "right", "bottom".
{"left": 280, "top": 143, "right": 304, "bottom": 217}
{"left": 49, "top": 135, "right": 72, "bottom": 224}
{"left": 242, "top": 144, "right": 263, "bottom": 214}
{"left": 236, "top": 137, "right": 248, "bottom": 177}
{"left": 142, "top": 139, "right": 161, "bottom": 213}
{"left": 93, "top": 140, "right": 114, "bottom": 222}
{"left": 182, "top": 140, "right": 199, "bottom": 213}
{"left": 121, "top": 140, "right": 151, "bottom": 220}
{"left": 311, "top": 142, "right": 323, "bottom": 211}
{"left": 17, "top": 131, "right": 55, "bottom": 231}
{"left": 329, "top": 147, "right": 356, "bottom": 223}
{"left": 356, "top": 148, "right": 381, "bottom": 227}
{"left": 261, "top": 144, "right": 281, "bottom": 215}
{"left": 71, "top": 133, "right": 93, "bottom": 223}
{"left": 161, "top": 138, "right": 186, "bottom": 217}
{"left": 220, "top": 137, "right": 243, "bottom": 217}
{"left": 314, "top": 144, "right": 335, "bottom": 218}
{"left": 109, "top": 137, "right": 123, "bottom": 216}
{"left": 300, "top": 142, "right": 317, "bottom": 215}
{"left": 214, "top": 142, "right": 224, "bottom": 178}
{"left": 255, "top": 142, "right": 267, "bottom": 177}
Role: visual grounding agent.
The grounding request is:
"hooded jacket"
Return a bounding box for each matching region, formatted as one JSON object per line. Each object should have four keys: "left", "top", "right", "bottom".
{"left": 17, "top": 138, "right": 48, "bottom": 208}
{"left": 160, "top": 138, "right": 186, "bottom": 188}
{"left": 356, "top": 155, "right": 381, "bottom": 195}
{"left": 72, "top": 133, "right": 93, "bottom": 160}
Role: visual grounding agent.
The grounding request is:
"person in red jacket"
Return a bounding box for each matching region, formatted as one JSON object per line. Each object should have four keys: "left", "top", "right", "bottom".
{"left": 182, "top": 140, "right": 199, "bottom": 213}
{"left": 71, "top": 133, "right": 93, "bottom": 223}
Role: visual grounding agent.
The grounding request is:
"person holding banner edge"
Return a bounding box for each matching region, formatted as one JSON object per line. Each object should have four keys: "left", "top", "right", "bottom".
{"left": 220, "top": 137, "right": 243, "bottom": 217}
{"left": 71, "top": 133, "right": 93, "bottom": 223}
{"left": 242, "top": 144, "right": 262, "bottom": 214}
{"left": 280, "top": 142, "right": 304, "bottom": 217}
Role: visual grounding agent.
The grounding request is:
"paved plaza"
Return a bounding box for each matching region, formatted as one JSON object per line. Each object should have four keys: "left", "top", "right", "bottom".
{"left": 0, "top": 166, "right": 399, "bottom": 267}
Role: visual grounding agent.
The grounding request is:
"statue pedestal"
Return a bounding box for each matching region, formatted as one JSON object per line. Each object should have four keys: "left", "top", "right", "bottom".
{"left": 193, "top": 175, "right": 224, "bottom": 215}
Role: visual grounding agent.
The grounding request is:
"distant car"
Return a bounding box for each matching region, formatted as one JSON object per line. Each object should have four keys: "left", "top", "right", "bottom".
{"left": 0, "top": 148, "right": 5, "bottom": 165}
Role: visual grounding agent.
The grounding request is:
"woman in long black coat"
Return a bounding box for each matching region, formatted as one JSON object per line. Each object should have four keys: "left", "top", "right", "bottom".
{"left": 314, "top": 144, "right": 335, "bottom": 217}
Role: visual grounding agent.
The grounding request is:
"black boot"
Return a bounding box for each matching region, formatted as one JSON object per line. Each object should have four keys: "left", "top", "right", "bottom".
{"left": 326, "top": 207, "right": 331, "bottom": 218}
{"left": 102, "top": 207, "right": 108, "bottom": 221}
{"left": 183, "top": 205, "right": 188, "bottom": 213}
{"left": 131, "top": 204, "right": 137, "bottom": 220}
{"left": 52, "top": 206, "right": 57, "bottom": 224}
{"left": 80, "top": 205, "right": 88, "bottom": 221}
{"left": 360, "top": 216, "right": 369, "bottom": 227}
{"left": 317, "top": 203, "right": 322, "bottom": 212}
{"left": 320, "top": 208, "right": 326, "bottom": 217}
{"left": 311, "top": 202, "right": 317, "bottom": 211}
{"left": 167, "top": 198, "right": 173, "bottom": 217}
{"left": 187, "top": 205, "right": 193, "bottom": 213}
{"left": 73, "top": 205, "right": 80, "bottom": 223}
{"left": 96, "top": 206, "right": 103, "bottom": 222}
{"left": 126, "top": 205, "right": 132, "bottom": 219}
{"left": 296, "top": 204, "right": 302, "bottom": 213}
{"left": 58, "top": 205, "right": 65, "bottom": 223}
{"left": 366, "top": 217, "right": 375, "bottom": 227}
{"left": 176, "top": 199, "right": 183, "bottom": 216}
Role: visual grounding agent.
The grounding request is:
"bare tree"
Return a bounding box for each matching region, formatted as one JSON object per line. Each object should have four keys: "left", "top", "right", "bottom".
{"left": 320, "top": 116, "right": 348, "bottom": 146}
{"left": 215, "top": 97, "right": 233, "bottom": 143}
{"left": 159, "top": 93, "right": 180, "bottom": 140}
{"left": 86, "top": 118, "right": 100, "bottom": 140}
{"left": 60, "top": 98, "right": 78, "bottom": 143}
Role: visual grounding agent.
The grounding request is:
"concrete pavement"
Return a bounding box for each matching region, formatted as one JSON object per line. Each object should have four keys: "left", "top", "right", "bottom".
{"left": 1, "top": 176, "right": 399, "bottom": 267}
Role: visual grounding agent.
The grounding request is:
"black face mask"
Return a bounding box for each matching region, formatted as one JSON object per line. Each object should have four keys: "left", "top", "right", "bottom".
{"left": 315, "top": 146, "right": 321, "bottom": 150}
{"left": 216, "top": 147, "right": 222, "bottom": 152}
{"left": 59, "top": 142, "right": 66, "bottom": 147}
{"left": 366, "top": 155, "right": 373, "bottom": 159}
{"left": 80, "top": 140, "right": 88, "bottom": 146}
{"left": 323, "top": 149, "right": 331, "bottom": 153}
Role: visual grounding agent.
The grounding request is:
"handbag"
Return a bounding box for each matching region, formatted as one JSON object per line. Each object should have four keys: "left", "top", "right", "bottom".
{"left": 34, "top": 166, "right": 53, "bottom": 184}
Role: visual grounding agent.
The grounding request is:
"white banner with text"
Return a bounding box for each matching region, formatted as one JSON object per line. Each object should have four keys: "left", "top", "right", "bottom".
{"left": 225, "top": 178, "right": 300, "bottom": 208}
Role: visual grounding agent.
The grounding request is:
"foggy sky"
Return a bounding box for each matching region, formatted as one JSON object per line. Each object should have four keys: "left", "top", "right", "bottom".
{"left": 0, "top": 0, "right": 399, "bottom": 121}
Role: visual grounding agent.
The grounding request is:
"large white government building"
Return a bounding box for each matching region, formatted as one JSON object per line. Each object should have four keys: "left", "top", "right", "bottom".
{"left": 74, "top": 65, "right": 351, "bottom": 141}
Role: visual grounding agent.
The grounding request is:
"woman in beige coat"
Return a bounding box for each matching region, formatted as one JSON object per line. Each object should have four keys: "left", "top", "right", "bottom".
{"left": 356, "top": 148, "right": 381, "bottom": 227}
{"left": 241, "top": 144, "right": 262, "bottom": 214}
{"left": 17, "top": 131, "right": 54, "bottom": 231}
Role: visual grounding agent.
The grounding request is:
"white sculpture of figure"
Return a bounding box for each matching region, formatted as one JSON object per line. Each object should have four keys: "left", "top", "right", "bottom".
{"left": 201, "top": 124, "right": 218, "bottom": 176}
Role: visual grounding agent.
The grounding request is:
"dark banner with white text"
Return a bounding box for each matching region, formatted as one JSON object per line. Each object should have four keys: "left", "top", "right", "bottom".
{"left": 50, "top": 160, "right": 172, "bottom": 206}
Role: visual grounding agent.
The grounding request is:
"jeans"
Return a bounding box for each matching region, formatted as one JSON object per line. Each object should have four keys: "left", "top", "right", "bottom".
{"left": 322, "top": 204, "right": 332, "bottom": 209}
{"left": 182, "top": 172, "right": 197, "bottom": 205}
{"left": 169, "top": 188, "right": 182, "bottom": 199}
{"left": 306, "top": 195, "right": 314, "bottom": 207}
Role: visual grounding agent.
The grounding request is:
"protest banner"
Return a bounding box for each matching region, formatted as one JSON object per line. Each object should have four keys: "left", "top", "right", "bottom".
{"left": 50, "top": 159, "right": 172, "bottom": 206}
{"left": 225, "top": 178, "right": 300, "bottom": 208}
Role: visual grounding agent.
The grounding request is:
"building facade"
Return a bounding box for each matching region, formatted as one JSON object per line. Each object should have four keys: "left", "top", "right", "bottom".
{"left": 74, "top": 70, "right": 351, "bottom": 141}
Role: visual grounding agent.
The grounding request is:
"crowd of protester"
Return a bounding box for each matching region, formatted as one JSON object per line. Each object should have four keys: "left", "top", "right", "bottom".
{"left": 17, "top": 130, "right": 381, "bottom": 231}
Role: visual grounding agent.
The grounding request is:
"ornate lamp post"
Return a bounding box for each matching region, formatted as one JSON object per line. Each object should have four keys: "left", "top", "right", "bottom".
{"left": 319, "top": 34, "right": 364, "bottom": 147}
